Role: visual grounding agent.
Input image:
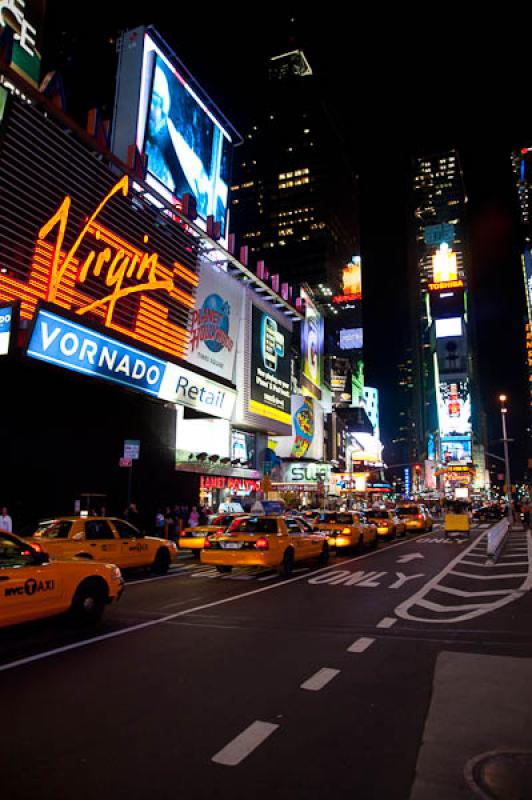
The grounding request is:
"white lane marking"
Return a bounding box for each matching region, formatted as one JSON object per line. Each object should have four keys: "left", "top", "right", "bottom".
{"left": 257, "top": 573, "right": 277, "bottom": 582}
{"left": 377, "top": 617, "right": 397, "bottom": 629}
{"left": 0, "top": 531, "right": 427, "bottom": 674}
{"left": 211, "top": 721, "right": 279, "bottom": 766}
{"left": 126, "top": 568, "right": 193, "bottom": 586}
{"left": 450, "top": 569, "right": 528, "bottom": 580}
{"left": 292, "top": 567, "right": 310, "bottom": 574}
{"left": 347, "top": 637, "right": 375, "bottom": 653}
{"left": 432, "top": 584, "right": 513, "bottom": 598}
{"left": 190, "top": 569, "right": 218, "bottom": 579}
{"left": 397, "top": 553, "right": 424, "bottom": 563}
{"left": 395, "top": 531, "right": 532, "bottom": 623}
{"left": 300, "top": 667, "right": 340, "bottom": 691}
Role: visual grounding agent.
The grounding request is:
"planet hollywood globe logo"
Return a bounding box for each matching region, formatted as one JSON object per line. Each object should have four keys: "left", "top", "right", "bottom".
{"left": 189, "top": 293, "right": 234, "bottom": 355}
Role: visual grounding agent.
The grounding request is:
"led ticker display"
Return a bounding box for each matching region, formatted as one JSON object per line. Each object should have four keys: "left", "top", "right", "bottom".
{"left": 137, "top": 34, "right": 233, "bottom": 236}
{"left": 0, "top": 87, "right": 200, "bottom": 362}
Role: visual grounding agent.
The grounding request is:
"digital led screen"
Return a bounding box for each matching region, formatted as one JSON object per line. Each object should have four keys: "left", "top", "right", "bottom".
{"left": 437, "top": 380, "right": 471, "bottom": 437}
{"left": 249, "top": 305, "right": 291, "bottom": 426}
{"left": 441, "top": 436, "right": 472, "bottom": 464}
{"left": 138, "top": 36, "right": 233, "bottom": 236}
{"left": 432, "top": 243, "right": 458, "bottom": 283}
{"left": 300, "top": 288, "right": 324, "bottom": 400}
{"left": 435, "top": 317, "right": 462, "bottom": 338}
{"left": 0, "top": 304, "right": 12, "bottom": 355}
{"left": 339, "top": 327, "right": 363, "bottom": 350}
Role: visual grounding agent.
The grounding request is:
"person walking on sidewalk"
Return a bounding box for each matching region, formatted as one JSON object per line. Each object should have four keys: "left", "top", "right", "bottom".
{"left": 0, "top": 506, "right": 12, "bottom": 532}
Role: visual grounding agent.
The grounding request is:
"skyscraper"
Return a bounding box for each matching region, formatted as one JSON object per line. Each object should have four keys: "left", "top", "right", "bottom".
{"left": 511, "top": 146, "right": 532, "bottom": 414}
{"left": 410, "top": 150, "right": 486, "bottom": 495}
{"left": 230, "top": 49, "right": 359, "bottom": 296}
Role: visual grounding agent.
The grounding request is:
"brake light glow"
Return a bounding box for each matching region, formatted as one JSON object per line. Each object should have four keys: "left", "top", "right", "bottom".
{"left": 342, "top": 527, "right": 351, "bottom": 534}
{"left": 216, "top": 528, "right": 225, "bottom": 535}
{"left": 417, "top": 514, "right": 423, "bottom": 520}
{"left": 203, "top": 538, "right": 211, "bottom": 549}
{"left": 31, "top": 542, "right": 43, "bottom": 552}
{"left": 255, "top": 537, "right": 269, "bottom": 551}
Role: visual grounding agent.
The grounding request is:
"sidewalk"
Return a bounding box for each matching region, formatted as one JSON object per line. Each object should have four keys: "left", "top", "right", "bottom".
{"left": 410, "top": 651, "right": 532, "bottom": 799}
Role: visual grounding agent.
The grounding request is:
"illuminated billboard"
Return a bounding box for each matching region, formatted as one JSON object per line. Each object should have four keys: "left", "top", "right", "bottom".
{"left": 435, "top": 317, "right": 462, "bottom": 338}
{"left": 441, "top": 436, "right": 472, "bottom": 464}
{"left": 432, "top": 243, "right": 458, "bottom": 284}
{"left": 523, "top": 249, "right": 532, "bottom": 327}
{"left": 27, "top": 307, "right": 236, "bottom": 419}
{"left": 333, "top": 258, "right": 362, "bottom": 304}
{"left": 112, "top": 29, "right": 237, "bottom": 238}
{"left": 0, "top": 0, "right": 45, "bottom": 86}
{"left": 339, "top": 327, "right": 363, "bottom": 350}
{"left": 437, "top": 380, "right": 471, "bottom": 436}
{"left": 0, "top": 304, "right": 12, "bottom": 355}
{"left": 300, "top": 288, "right": 324, "bottom": 400}
{"left": 187, "top": 262, "right": 243, "bottom": 381}
{"left": 249, "top": 305, "right": 291, "bottom": 426}
{"left": 0, "top": 87, "right": 199, "bottom": 361}
{"left": 271, "top": 396, "right": 324, "bottom": 461}
{"left": 424, "top": 223, "right": 455, "bottom": 247}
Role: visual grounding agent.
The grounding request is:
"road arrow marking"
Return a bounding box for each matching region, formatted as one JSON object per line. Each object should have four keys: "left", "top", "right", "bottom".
{"left": 397, "top": 553, "right": 425, "bottom": 563}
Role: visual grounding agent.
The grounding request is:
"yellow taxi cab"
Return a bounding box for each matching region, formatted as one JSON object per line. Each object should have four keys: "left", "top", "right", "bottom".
{"left": 201, "top": 515, "right": 329, "bottom": 576}
{"left": 179, "top": 513, "right": 245, "bottom": 558}
{"left": 30, "top": 517, "right": 177, "bottom": 573}
{"left": 366, "top": 509, "right": 407, "bottom": 539}
{"left": 395, "top": 504, "right": 434, "bottom": 532}
{"left": 0, "top": 531, "right": 123, "bottom": 628}
{"left": 317, "top": 511, "right": 378, "bottom": 553}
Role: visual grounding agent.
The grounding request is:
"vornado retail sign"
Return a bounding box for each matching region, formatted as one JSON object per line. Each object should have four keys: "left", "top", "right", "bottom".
{"left": 27, "top": 309, "right": 236, "bottom": 419}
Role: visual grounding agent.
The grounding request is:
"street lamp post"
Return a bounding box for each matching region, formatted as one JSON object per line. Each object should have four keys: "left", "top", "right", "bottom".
{"left": 499, "top": 395, "right": 513, "bottom": 524}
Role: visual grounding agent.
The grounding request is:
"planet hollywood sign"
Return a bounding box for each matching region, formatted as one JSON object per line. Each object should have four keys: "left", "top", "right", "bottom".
{"left": 200, "top": 476, "right": 261, "bottom": 492}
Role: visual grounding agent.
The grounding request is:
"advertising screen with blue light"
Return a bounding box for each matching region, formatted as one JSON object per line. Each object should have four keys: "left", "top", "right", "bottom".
{"left": 137, "top": 33, "right": 233, "bottom": 236}
{"left": 0, "top": 304, "right": 12, "bottom": 356}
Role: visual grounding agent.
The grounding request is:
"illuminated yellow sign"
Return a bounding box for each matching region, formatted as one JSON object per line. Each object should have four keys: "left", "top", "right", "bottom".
{"left": 342, "top": 260, "right": 362, "bottom": 298}
{"left": 432, "top": 243, "right": 458, "bottom": 284}
{"left": 0, "top": 177, "right": 198, "bottom": 359}
{"left": 428, "top": 279, "right": 464, "bottom": 291}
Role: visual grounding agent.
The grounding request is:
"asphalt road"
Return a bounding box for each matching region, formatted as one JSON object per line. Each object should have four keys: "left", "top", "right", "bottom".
{"left": 1, "top": 522, "right": 531, "bottom": 800}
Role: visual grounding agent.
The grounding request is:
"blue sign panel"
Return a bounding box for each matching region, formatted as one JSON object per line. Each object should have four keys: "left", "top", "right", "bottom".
{"left": 424, "top": 223, "right": 455, "bottom": 247}
{"left": 0, "top": 305, "right": 12, "bottom": 355}
{"left": 27, "top": 309, "right": 167, "bottom": 397}
{"left": 404, "top": 467, "right": 411, "bottom": 496}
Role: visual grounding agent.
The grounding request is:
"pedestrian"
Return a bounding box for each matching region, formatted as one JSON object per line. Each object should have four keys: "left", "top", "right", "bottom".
{"left": 125, "top": 502, "right": 141, "bottom": 530}
{"left": 0, "top": 506, "right": 12, "bottom": 532}
{"left": 188, "top": 506, "right": 200, "bottom": 527}
{"left": 154, "top": 508, "right": 165, "bottom": 536}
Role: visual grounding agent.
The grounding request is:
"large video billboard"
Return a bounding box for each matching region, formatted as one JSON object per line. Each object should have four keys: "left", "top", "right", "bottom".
{"left": 437, "top": 380, "right": 471, "bottom": 437}
{"left": 187, "top": 262, "right": 242, "bottom": 382}
{"left": 0, "top": 0, "right": 45, "bottom": 86}
{"left": 249, "top": 304, "right": 291, "bottom": 426}
{"left": 300, "top": 288, "right": 323, "bottom": 400}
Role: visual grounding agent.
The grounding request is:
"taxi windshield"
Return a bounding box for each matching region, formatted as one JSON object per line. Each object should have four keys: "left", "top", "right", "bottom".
{"left": 229, "top": 517, "right": 278, "bottom": 534}
{"left": 35, "top": 520, "right": 72, "bottom": 539}
{"left": 369, "top": 511, "right": 389, "bottom": 519}
{"left": 335, "top": 513, "right": 355, "bottom": 524}
{"left": 397, "top": 507, "right": 419, "bottom": 516}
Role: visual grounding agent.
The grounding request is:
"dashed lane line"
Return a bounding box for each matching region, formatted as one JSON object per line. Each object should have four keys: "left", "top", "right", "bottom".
{"left": 300, "top": 667, "right": 340, "bottom": 691}
{"left": 377, "top": 617, "right": 397, "bottom": 629}
{"left": 347, "top": 637, "right": 375, "bottom": 653}
{"left": 211, "top": 721, "right": 279, "bottom": 766}
{"left": 450, "top": 569, "right": 528, "bottom": 580}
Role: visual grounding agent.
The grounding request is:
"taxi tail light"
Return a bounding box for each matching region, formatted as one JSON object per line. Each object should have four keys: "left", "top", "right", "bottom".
{"left": 180, "top": 530, "right": 187, "bottom": 537}
{"left": 216, "top": 527, "right": 225, "bottom": 535}
{"left": 30, "top": 542, "right": 43, "bottom": 552}
{"left": 417, "top": 514, "right": 423, "bottom": 520}
{"left": 203, "top": 538, "right": 212, "bottom": 549}
{"left": 342, "top": 527, "right": 351, "bottom": 534}
{"left": 255, "top": 537, "right": 269, "bottom": 550}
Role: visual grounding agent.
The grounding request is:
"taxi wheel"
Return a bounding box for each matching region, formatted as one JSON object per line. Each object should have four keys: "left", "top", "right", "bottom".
{"left": 71, "top": 580, "right": 107, "bottom": 624}
{"left": 278, "top": 548, "right": 294, "bottom": 578}
{"left": 152, "top": 548, "right": 170, "bottom": 575}
{"left": 216, "top": 565, "right": 232, "bottom": 573}
{"left": 318, "top": 542, "right": 329, "bottom": 565}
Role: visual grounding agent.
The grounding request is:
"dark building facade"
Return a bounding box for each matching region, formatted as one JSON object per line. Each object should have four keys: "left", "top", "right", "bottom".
{"left": 230, "top": 50, "right": 359, "bottom": 296}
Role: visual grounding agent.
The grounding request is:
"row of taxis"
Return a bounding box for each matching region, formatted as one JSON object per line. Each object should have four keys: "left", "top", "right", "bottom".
{"left": 0, "top": 517, "right": 178, "bottom": 630}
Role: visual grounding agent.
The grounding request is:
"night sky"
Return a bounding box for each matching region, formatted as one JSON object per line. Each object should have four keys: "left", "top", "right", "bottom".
{"left": 42, "top": 4, "right": 528, "bottom": 475}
